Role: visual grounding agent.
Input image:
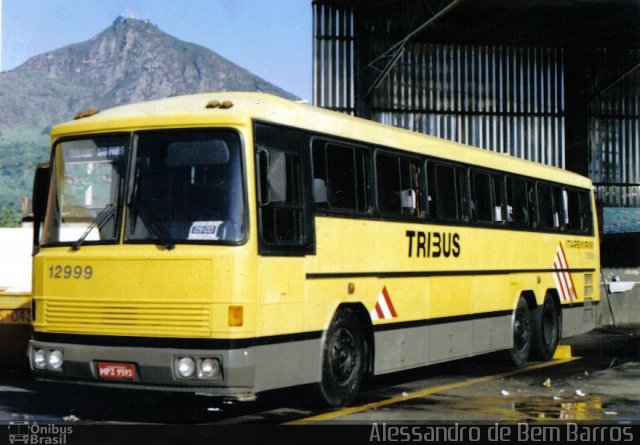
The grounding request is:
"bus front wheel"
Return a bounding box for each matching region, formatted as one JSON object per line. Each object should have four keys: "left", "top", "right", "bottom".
{"left": 506, "top": 296, "right": 532, "bottom": 367}
{"left": 530, "top": 295, "right": 561, "bottom": 361}
{"left": 318, "top": 308, "right": 366, "bottom": 407}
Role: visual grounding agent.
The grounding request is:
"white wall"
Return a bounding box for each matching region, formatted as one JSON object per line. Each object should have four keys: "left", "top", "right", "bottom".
{"left": 0, "top": 228, "right": 33, "bottom": 293}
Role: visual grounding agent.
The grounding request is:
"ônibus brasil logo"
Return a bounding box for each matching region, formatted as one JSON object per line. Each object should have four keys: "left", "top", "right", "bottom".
{"left": 8, "top": 421, "right": 73, "bottom": 444}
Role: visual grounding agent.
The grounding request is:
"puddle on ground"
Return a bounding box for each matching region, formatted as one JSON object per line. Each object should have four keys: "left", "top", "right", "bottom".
{"left": 388, "top": 392, "right": 639, "bottom": 422}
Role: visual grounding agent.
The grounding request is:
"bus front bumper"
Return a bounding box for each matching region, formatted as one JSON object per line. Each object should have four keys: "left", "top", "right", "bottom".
{"left": 27, "top": 338, "right": 257, "bottom": 400}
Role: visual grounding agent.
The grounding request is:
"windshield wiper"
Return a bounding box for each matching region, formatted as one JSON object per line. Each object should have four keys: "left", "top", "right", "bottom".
{"left": 72, "top": 204, "right": 116, "bottom": 251}
{"left": 128, "top": 197, "right": 175, "bottom": 250}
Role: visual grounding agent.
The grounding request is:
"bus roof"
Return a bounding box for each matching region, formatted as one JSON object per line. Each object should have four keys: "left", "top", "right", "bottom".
{"left": 51, "top": 92, "right": 592, "bottom": 188}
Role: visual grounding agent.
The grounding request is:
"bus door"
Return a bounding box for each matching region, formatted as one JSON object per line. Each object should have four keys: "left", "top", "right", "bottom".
{"left": 254, "top": 123, "right": 315, "bottom": 343}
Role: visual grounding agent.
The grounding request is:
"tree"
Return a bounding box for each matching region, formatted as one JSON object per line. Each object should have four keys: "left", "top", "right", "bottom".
{"left": 0, "top": 208, "right": 21, "bottom": 228}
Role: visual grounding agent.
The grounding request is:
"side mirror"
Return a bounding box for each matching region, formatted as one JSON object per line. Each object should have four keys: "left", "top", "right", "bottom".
{"left": 32, "top": 162, "right": 50, "bottom": 251}
{"left": 256, "top": 147, "right": 288, "bottom": 206}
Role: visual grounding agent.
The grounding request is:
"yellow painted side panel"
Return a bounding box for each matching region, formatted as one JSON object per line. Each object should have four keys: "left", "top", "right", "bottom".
{"left": 256, "top": 256, "right": 306, "bottom": 337}
{"left": 302, "top": 216, "right": 600, "bottom": 333}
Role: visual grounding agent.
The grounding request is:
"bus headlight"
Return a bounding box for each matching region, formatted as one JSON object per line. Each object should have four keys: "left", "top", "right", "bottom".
{"left": 34, "top": 349, "right": 47, "bottom": 369}
{"left": 200, "top": 358, "right": 221, "bottom": 379}
{"left": 47, "top": 350, "right": 64, "bottom": 369}
{"left": 177, "top": 357, "right": 196, "bottom": 378}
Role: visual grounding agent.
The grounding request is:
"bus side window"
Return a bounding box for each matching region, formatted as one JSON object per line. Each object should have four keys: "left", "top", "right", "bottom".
{"left": 428, "top": 162, "right": 469, "bottom": 222}
{"left": 375, "top": 152, "right": 424, "bottom": 217}
{"left": 409, "top": 161, "right": 425, "bottom": 217}
{"left": 566, "top": 189, "right": 581, "bottom": 232}
{"left": 537, "top": 183, "right": 554, "bottom": 229}
{"left": 434, "top": 164, "right": 457, "bottom": 219}
{"left": 580, "top": 191, "right": 594, "bottom": 233}
{"left": 559, "top": 188, "right": 569, "bottom": 229}
{"left": 506, "top": 176, "right": 532, "bottom": 227}
{"left": 493, "top": 175, "right": 506, "bottom": 223}
{"left": 528, "top": 183, "right": 538, "bottom": 227}
{"left": 538, "top": 183, "right": 565, "bottom": 230}
{"left": 312, "top": 141, "right": 370, "bottom": 214}
{"left": 457, "top": 166, "right": 470, "bottom": 222}
{"left": 258, "top": 148, "right": 304, "bottom": 244}
{"left": 471, "top": 170, "right": 493, "bottom": 223}
{"left": 426, "top": 161, "right": 437, "bottom": 217}
{"left": 566, "top": 189, "right": 593, "bottom": 233}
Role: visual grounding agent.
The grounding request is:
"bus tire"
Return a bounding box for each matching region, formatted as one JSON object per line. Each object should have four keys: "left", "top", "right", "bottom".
{"left": 318, "top": 308, "right": 366, "bottom": 407}
{"left": 530, "top": 295, "right": 561, "bottom": 361}
{"left": 506, "top": 296, "right": 532, "bottom": 367}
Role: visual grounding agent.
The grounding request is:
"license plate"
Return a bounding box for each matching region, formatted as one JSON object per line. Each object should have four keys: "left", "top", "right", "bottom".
{"left": 97, "top": 362, "right": 136, "bottom": 380}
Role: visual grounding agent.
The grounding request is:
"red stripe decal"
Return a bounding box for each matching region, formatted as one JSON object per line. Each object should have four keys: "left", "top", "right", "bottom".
{"left": 375, "top": 303, "right": 384, "bottom": 319}
{"left": 559, "top": 244, "right": 578, "bottom": 300}
{"left": 381, "top": 286, "right": 397, "bottom": 318}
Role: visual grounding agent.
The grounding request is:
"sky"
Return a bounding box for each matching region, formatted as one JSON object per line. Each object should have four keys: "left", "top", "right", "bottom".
{"left": 0, "top": 0, "right": 313, "bottom": 100}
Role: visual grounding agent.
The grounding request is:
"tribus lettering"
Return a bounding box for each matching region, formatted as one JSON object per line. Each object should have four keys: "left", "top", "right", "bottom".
{"left": 406, "top": 230, "right": 461, "bottom": 258}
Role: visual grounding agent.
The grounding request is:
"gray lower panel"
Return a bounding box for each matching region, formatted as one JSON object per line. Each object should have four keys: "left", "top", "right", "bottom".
{"left": 373, "top": 315, "right": 512, "bottom": 375}
{"left": 373, "top": 304, "right": 598, "bottom": 376}
{"left": 471, "top": 316, "right": 512, "bottom": 355}
{"left": 562, "top": 301, "right": 597, "bottom": 338}
{"left": 253, "top": 337, "right": 324, "bottom": 393}
{"left": 373, "top": 325, "right": 429, "bottom": 374}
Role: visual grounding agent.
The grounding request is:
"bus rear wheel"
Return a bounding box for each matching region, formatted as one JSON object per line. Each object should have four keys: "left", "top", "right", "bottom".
{"left": 318, "top": 308, "right": 365, "bottom": 407}
{"left": 506, "top": 296, "right": 532, "bottom": 367}
{"left": 531, "top": 295, "right": 561, "bottom": 361}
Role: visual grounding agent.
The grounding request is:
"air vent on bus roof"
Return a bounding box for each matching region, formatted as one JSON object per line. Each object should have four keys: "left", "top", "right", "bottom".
{"left": 74, "top": 108, "right": 99, "bottom": 119}
{"left": 205, "top": 100, "right": 233, "bottom": 109}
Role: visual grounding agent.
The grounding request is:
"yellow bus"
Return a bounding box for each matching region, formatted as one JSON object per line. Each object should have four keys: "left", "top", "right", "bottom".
{"left": 28, "top": 93, "right": 599, "bottom": 406}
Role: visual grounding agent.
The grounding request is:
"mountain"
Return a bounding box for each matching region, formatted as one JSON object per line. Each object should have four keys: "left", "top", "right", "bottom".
{"left": 1, "top": 16, "right": 297, "bottom": 143}
{"left": 0, "top": 16, "right": 298, "bottom": 224}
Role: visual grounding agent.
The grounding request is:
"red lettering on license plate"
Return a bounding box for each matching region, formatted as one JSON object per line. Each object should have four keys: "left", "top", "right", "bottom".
{"left": 97, "top": 362, "right": 136, "bottom": 380}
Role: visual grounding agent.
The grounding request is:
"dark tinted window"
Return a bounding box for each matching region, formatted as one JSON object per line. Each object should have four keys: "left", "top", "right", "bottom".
{"left": 537, "top": 183, "right": 556, "bottom": 228}
{"left": 538, "top": 183, "right": 564, "bottom": 229}
{"left": 427, "top": 162, "right": 469, "bottom": 221}
{"left": 506, "top": 177, "right": 536, "bottom": 227}
{"left": 259, "top": 150, "right": 304, "bottom": 243}
{"left": 493, "top": 175, "right": 506, "bottom": 223}
{"left": 567, "top": 189, "right": 593, "bottom": 233}
{"left": 313, "top": 141, "right": 370, "bottom": 213}
{"left": 376, "top": 152, "right": 425, "bottom": 217}
{"left": 471, "top": 171, "right": 493, "bottom": 223}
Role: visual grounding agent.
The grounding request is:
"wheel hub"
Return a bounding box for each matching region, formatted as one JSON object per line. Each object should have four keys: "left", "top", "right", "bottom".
{"left": 329, "top": 328, "right": 357, "bottom": 385}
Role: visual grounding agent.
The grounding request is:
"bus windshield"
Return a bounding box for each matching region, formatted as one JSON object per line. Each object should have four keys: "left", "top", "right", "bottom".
{"left": 42, "top": 135, "right": 128, "bottom": 246}
{"left": 42, "top": 129, "right": 246, "bottom": 247}
{"left": 126, "top": 130, "right": 245, "bottom": 245}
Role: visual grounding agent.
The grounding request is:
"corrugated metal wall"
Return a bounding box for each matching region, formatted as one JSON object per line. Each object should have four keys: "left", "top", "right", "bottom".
{"left": 313, "top": 1, "right": 355, "bottom": 113}
{"left": 313, "top": 2, "right": 566, "bottom": 167}
{"left": 590, "top": 52, "right": 640, "bottom": 207}
{"left": 372, "top": 45, "right": 565, "bottom": 168}
{"left": 313, "top": 2, "right": 640, "bottom": 209}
